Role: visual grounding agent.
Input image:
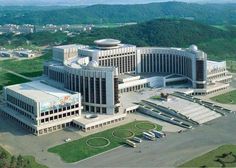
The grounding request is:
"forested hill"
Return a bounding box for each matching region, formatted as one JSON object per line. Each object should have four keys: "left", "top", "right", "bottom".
{"left": 1, "top": 2, "right": 236, "bottom": 25}
{"left": 68, "top": 19, "right": 234, "bottom": 47}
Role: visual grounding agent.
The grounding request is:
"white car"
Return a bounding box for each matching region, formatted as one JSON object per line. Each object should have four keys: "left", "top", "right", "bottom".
{"left": 65, "top": 138, "right": 71, "bottom": 142}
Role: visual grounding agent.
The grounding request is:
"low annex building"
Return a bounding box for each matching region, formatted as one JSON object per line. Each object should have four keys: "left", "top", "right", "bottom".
{"left": 1, "top": 81, "right": 82, "bottom": 135}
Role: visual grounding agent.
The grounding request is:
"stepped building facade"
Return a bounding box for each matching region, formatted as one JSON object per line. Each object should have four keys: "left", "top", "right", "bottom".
{"left": 1, "top": 39, "right": 232, "bottom": 135}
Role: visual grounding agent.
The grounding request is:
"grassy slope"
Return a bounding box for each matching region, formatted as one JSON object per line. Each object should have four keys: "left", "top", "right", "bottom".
{"left": 48, "top": 121, "right": 162, "bottom": 163}
{"left": 180, "top": 145, "right": 236, "bottom": 167}
{"left": 0, "top": 69, "right": 30, "bottom": 90}
{"left": 211, "top": 90, "right": 236, "bottom": 104}
{"left": 0, "top": 146, "right": 47, "bottom": 168}
{"left": 0, "top": 51, "right": 51, "bottom": 77}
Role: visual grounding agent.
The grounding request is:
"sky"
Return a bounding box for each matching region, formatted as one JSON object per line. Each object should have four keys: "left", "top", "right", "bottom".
{"left": 0, "top": 0, "right": 234, "bottom": 6}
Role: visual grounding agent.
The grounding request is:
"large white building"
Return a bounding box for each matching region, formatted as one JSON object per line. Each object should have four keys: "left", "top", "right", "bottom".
{"left": 1, "top": 39, "right": 232, "bottom": 135}
{"left": 2, "top": 81, "right": 82, "bottom": 135}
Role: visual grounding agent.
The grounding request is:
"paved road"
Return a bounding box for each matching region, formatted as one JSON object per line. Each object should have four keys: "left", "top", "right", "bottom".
{"left": 76, "top": 113, "right": 236, "bottom": 168}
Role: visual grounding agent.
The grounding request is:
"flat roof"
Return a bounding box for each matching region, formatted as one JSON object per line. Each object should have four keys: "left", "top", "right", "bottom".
{"left": 6, "top": 81, "right": 73, "bottom": 102}
{"left": 53, "top": 44, "right": 87, "bottom": 50}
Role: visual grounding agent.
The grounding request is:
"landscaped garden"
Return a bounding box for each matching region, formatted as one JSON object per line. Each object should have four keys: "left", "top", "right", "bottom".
{"left": 0, "top": 146, "right": 47, "bottom": 168}
{"left": 179, "top": 145, "right": 236, "bottom": 167}
{"left": 211, "top": 90, "right": 236, "bottom": 104}
{"left": 48, "top": 121, "right": 162, "bottom": 163}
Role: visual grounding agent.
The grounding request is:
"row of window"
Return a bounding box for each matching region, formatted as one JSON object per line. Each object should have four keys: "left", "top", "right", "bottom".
{"left": 7, "top": 94, "right": 34, "bottom": 114}
{"left": 48, "top": 69, "right": 64, "bottom": 83}
{"left": 65, "top": 75, "right": 107, "bottom": 105}
{"left": 7, "top": 103, "right": 35, "bottom": 122}
{"left": 40, "top": 110, "right": 80, "bottom": 124}
{"left": 141, "top": 53, "right": 193, "bottom": 79}
{"left": 84, "top": 105, "right": 107, "bottom": 114}
{"left": 41, "top": 103, "right": 79, "bottom": 117}
{"left": 98, "top": 52, "right": 136, "bottom": 59}
{"left": 120, "top": 83, "right": 148, "bottom": 93}
{"left": 99, "top": 55, "right": 136, "bottom": 74}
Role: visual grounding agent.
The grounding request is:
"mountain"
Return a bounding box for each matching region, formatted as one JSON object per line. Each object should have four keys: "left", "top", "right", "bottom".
{"left": 0, "top": 0, "right": 235, "bottom": 6}
{"left": 0, "top": 2, "right": 236, "bottom": 25}
{"left": 1, "top": 19, "right": 236, "bottom": 61}
{"left": 68, "top": 19, "right": 232, "bottom": 47}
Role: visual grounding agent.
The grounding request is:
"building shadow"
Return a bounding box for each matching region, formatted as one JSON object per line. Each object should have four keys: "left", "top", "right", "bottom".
{"left": 0, "top": 113, "right": 32, "bottom": 136}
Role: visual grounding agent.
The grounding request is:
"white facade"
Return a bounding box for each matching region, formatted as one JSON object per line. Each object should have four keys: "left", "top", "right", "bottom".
{"left": 2, "top": 39, "right": 232, "bottom": 135}
{"left": 3, "top": 81, "right": 83, "bottom": 135}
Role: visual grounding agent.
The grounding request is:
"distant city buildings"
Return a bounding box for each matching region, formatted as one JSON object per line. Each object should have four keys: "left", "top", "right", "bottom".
{"left": 1, "top": 39, "right": 232, "bottom": 135}
{"left": 0, "top": 49, "right": 35, "bottom": 58}
{"left": 0, "top": 24, "right": 93, "bottom": 35}
{"left": 0, "top": 24, "right": 34, "bottom": 35}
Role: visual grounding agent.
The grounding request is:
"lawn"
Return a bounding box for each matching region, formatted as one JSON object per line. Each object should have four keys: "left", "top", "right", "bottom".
{"left": 151, "top": 95, "right": 162, "bottom": 100}
{"left": 211, "top": 90, "right": 236, "bottom": 104}
{"left": 48, "top": 121, "right": 162, "bottom": 163}
{"left": 0, "top": 146, "right": 47, "bottom": 168}
{"left": 179, "top": 145, "right": 236, "bottom": 167}
{"left": 0, "top": 69, "right": 30, "bottom": 90}
{"left": 0, "top": 51, "right": 51, "bottom": 78}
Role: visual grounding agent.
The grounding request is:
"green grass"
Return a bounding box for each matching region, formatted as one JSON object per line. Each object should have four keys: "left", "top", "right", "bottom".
{"left": 0, "top": 146, "right": 47, "bottom": 168}
{"left": 48, "top": 121, "right": 162, "bottom": 163}
{"left": 87, "top": 138, "right": 109, "bottom": 147}
{"left": 179, "top": 145, "right": 236, "bottom": 167}
{"left": 151, "top": 95, "right": 162, "bottom": 100}
{"left": 135, "top": 122, "right": 156, "bottom": 130}
{"left": 112, "top": 129, "right": 134, "bottom": 139}
{"left": 0, "top": 69, "right": 30, "bottom": 90}
{"left": 0, "top": 51, "right": 51, "bottom": 78}
{"left": 211, "top": 90, "right": 236, "bottom": 104}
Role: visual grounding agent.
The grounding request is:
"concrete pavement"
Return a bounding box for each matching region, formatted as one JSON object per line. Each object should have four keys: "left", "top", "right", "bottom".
{"left": 77, "top": 113, "right": 236, "bottom": 167}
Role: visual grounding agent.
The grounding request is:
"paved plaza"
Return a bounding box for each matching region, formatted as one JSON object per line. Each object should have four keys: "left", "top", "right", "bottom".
{"left": 0, "top": 112, "right": 181, "bottom": 168}
{"left": 0, "top": 73, "right": 235, "bottom": 168}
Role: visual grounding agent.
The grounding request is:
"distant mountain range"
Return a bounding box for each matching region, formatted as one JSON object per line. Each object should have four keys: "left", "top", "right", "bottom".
{"left": 0, "top": 0, "right": 235, "bottom": 6}
{"left": 0, "top": 2, "right": 236, "bottom": 25}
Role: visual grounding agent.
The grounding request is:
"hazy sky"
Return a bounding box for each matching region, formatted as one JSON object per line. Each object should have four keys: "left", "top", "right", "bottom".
{"left": 0, "top": 0, "right": 233, "bottom": 6}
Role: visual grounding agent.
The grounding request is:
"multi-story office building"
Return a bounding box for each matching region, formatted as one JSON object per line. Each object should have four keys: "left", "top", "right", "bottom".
{"left": 78, "top": 39, "right": 137, "bottom": 74}
{"left": 136, "top": 45, "right": 208, "bottom": 89}
{"left": 1, "top": 38, "right": 232, "bottom": 135}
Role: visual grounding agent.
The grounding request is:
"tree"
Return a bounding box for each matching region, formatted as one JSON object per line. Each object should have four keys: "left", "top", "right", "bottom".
{"left": 17, "top": 155, "right": 23, "bottom": 168}
{"left": 0, "top": 151, "right": 8, "bottom": 159}
{"left": 10, "top": 156, "right": 16, "bottom": 168}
